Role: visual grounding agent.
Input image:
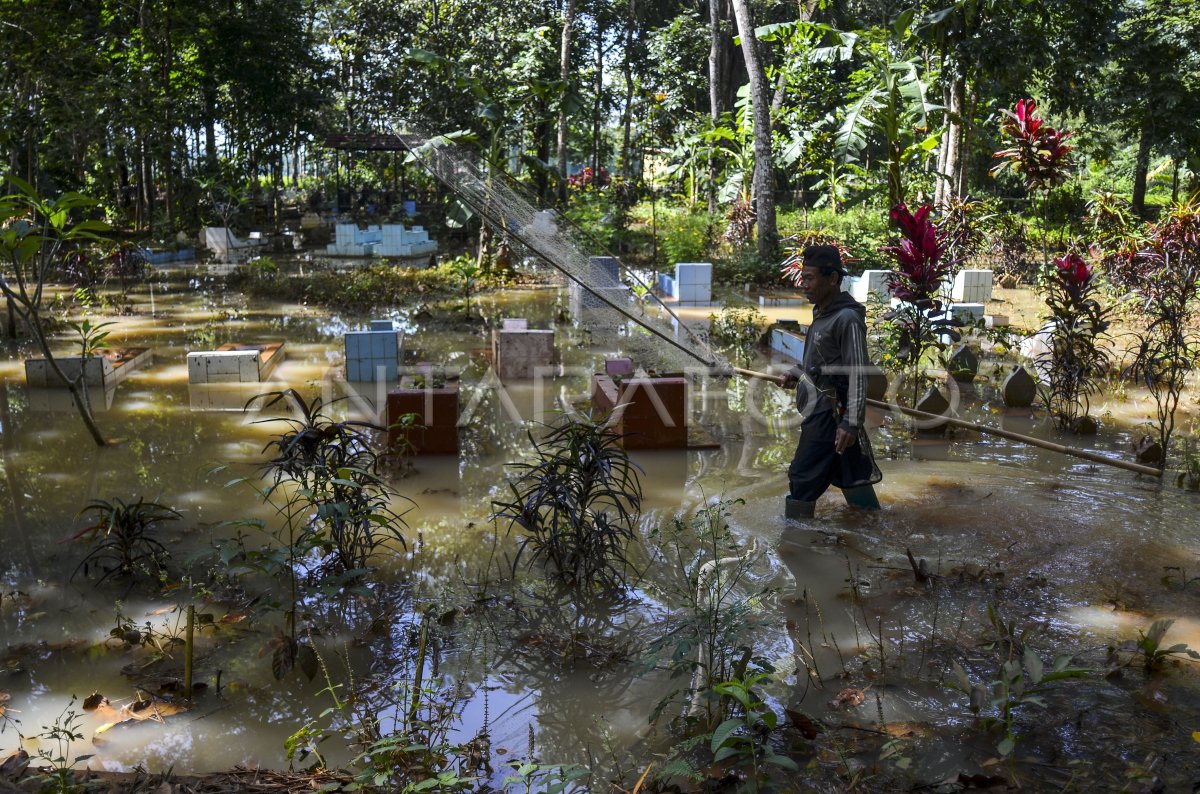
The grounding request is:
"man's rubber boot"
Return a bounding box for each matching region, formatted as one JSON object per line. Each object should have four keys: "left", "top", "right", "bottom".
{"left": 785, "top": 497, "right": 816, "bottom": 520}
{"left": 842, "top": 485, "right": 881, "bottom": 510}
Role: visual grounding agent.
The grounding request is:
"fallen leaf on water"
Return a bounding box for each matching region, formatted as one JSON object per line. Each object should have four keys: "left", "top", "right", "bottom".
{"left": 883, "top": 722, "right": 932, "bottom": 738}
{"left": 828, "top": 688, "right": 866, "bottom": 710}
{"left": 784, "top": 707, "right": 823, "bottom": 739}
{"left": 93, "top": 695, "right": 187, "bottom": 736}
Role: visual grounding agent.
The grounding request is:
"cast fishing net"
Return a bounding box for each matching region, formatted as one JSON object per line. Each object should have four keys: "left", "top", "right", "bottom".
{"left": 394, "top": 129, "right": 729, "bottom": 376}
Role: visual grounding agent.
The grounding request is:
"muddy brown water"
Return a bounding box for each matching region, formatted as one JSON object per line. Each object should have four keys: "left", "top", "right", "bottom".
{"left": 0, "top": 273, "right": 1198, "bottom": 789}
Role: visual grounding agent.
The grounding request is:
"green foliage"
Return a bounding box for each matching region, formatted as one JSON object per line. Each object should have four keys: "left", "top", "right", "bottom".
{"left": 1127, "top": 618, "right": 1200, "bottom": 672}
{"left": 70, "top": 496, "right": 180, "bottom": 584}
{"left": 492, "top": 413, "right": 643, "bottom": 591}
{"left": 228, "top": 261, "right": 464, "bottom": 313}
{"left": 502, "top": 762, "right": 590, "bottom": 793}
{"left": 0, "top": 175, "right": 112, "bottom": 443}
{"left": 709, "top": 306, "right": 766, "bottom": 365}
{"left": 1175, "top": 439, "right": 1200, "bottom": 491}
{"left": 445, "top": 253, "right": 481, "bottom": 310}
{"left": 951, "top": 648, "right": 1089, "bottom": 758}
{"left": 256, "top": 389, "right": 409, "bottom": 576}
{"left": 658, "top": 209, "right": 716, "bottom": 267}
{"left": 27, "top": 696, "right": 92, "bottom": 794}
{"left": 708, "top": 672, "right": 799, "bottom": 777}
{"left": 644, "top": 499, "right": 772, "bottom": 723}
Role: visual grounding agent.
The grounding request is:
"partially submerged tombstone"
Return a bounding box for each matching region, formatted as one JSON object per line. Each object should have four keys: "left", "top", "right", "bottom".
{"left": 492, "top": 318, "right": 555, "bottom": 380}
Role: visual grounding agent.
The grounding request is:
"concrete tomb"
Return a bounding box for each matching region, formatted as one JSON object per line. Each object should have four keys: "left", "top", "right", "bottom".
{"left": 591, "top": 373, "right": 688, "bottom": 449}
{"left": 187, "top": 342, "right": 285, "bottom": 384}
{"left": 345, "top": 323, "right": 404, "bottom": 382}
{"left": 386, "top": 368, "right": 459, "bottom": 455}
{"left": 492, "top": 320, "right": 555, "bottom": 379}
{"left": 202, "top": 227, "right": 267, "bottom": 262}
{"left": 849, "top": 270, "right": 892, "bottom": 303}
{"left": 25, "top": 347, "right": 152, "bottom": 389}
{"left": 951, "top": 269, "right": 994, "bottom": 304}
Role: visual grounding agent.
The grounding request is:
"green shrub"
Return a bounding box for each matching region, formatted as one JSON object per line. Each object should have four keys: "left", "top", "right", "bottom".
{"left": 659, "top": 208, "right": 717, "bottom": 265}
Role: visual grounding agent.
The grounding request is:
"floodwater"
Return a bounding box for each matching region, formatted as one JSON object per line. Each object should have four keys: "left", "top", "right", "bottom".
{"left": 1, "top": 269, "right": 1199, "bottom": 789}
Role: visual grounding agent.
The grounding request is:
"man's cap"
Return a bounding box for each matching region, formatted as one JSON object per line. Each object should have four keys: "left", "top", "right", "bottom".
{"left": 802, "top": 244, "right": 848, "bottom": 275}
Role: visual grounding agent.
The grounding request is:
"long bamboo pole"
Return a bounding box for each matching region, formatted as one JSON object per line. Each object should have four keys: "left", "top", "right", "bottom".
{"left": 730, "top": 367, "right": 1164, "bottom": 478}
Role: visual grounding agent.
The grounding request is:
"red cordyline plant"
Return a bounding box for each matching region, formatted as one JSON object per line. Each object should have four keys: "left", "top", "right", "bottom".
{"left": 879, "top": 203, "right": 962, "bottom": 402}
{"left": 1038, "top": 250, "right": 1110, "bottom": 432}
{"left": 1126, "top": 199, "right": 1200, "bottom": 465}
{"left": 883, "top": 203, "right": 951, "bottom": 307}
{"left": 991, "top": 98, "right": 1075, "bottom": 191}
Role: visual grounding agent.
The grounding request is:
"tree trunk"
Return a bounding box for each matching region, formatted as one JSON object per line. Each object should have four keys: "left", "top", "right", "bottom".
{"left": 620, "top": 0, "right": 636, "bottom": 179}
{"left": 729, "top": 0, "right": 777, "bottom": 261}
{"left": 934, "top": 75, "right": 952, "bottom": 208}
{"left": 954, "top": 87, "right": 974, "bottom": 200}
{"left": 556, "top": 0, "right": 578, "bottom": 205}
{"left": 708, "top": 0, "right": 724, "bottom": 214}
{"left": 592, "top": 22, "right": 604, "bottom": 178}
{"left": 1131, "top": 126, "right": 1152, "bottom": 217}
{"left": 936, "top": 73, "right": 965, "bottom": 208}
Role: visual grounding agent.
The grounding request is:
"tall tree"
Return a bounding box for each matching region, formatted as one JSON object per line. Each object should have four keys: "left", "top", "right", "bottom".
{"left": 729, "top": 0, "right": 777, "bottom": 260}
{"left": 557, "top": 0, "right": 579, "bottom": 205}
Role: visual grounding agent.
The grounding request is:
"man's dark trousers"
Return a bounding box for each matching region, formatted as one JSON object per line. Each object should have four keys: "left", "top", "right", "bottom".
{"left": 788, "top": 410, "right": 878, "bottom": 506}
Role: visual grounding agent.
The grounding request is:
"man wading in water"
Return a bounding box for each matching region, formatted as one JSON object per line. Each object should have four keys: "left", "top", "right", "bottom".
{"left": 780, "top": 245, "right": 882, "bottom": 519}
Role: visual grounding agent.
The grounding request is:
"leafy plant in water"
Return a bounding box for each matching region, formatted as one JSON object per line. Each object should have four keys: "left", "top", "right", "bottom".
{"left": 446, "top": 254, "right": 481, "bottom": 311}
{"left": 25, "top": 696, "right": 92, "bottom": 794}
{"left": 707, "top": 671, "right": 799, "bottom": 783}
{"left": 0, "top": 175, "right": 112, "bottom": 445}
{"left": 1175, "top": 438, "right": 1200, "bottom": 490}
{"left": 502, "top": 762, "right": 590, "bottom": 793}
{"left": 1036, "top": 250, "right": 1111, "bottom": 432}
{"left": 1125, "top": 199, "right": 1200, "bottom": 466}
{"left": 644, "top": 499, "right": 771, "bottom": 724}
{"left": 492, "top": 413, "right": 642, "bottom": 591}
{"left": 1126, "top": 618, "right": 1200, "bottom": 672}
{"left": 290, "top": 615, "right": 481, "bottom": 792}
{"left": 256, "top": 389, "right": 409, "bottom": 576}
{"left": 881, "top": 203, "right": 962, "bottom": 402}
{"left": 951, "top": 648, "right": 1089, "bottom": 758}
{"left": 70, "top": 496, "right": 180, "bottom": 584}
{"left": 708, "top": 306, "right": 766, "bottom": 365}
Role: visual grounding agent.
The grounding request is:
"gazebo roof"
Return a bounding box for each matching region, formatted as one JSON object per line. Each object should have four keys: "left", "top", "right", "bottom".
{"left": 322, "top": 132, "right": 405, "bottom": 151}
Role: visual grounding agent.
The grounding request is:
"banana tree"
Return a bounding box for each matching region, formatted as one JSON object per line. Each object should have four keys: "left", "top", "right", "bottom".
{"left": 0, "top": 176, "right": 112, "bottom": 446}
{"left": 815, "top": 19, "right": 942, "bottom": 207}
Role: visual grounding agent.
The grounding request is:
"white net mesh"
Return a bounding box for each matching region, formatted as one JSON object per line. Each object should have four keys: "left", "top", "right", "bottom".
{"left": 396, "top": 131, "right": 727, "bottom": 375}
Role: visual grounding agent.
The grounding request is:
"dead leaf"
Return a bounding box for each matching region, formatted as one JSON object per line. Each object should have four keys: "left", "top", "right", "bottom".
{"left": 784, "top": 708, "right": 823, "bottom": 739}
{"left": 82, "top": 692, "right": 107, "bottom": 711}
{"left": 883, "top": 722, "right": 932, "bottom": 738}
{"left": 0, "top": 749, "right": 29, "bottom": 779}
{"left": 93, "top": 695, "right": 187, "bottom": 735}
{"left": 828, "top": 688, "right": 866, "bottom": 710}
